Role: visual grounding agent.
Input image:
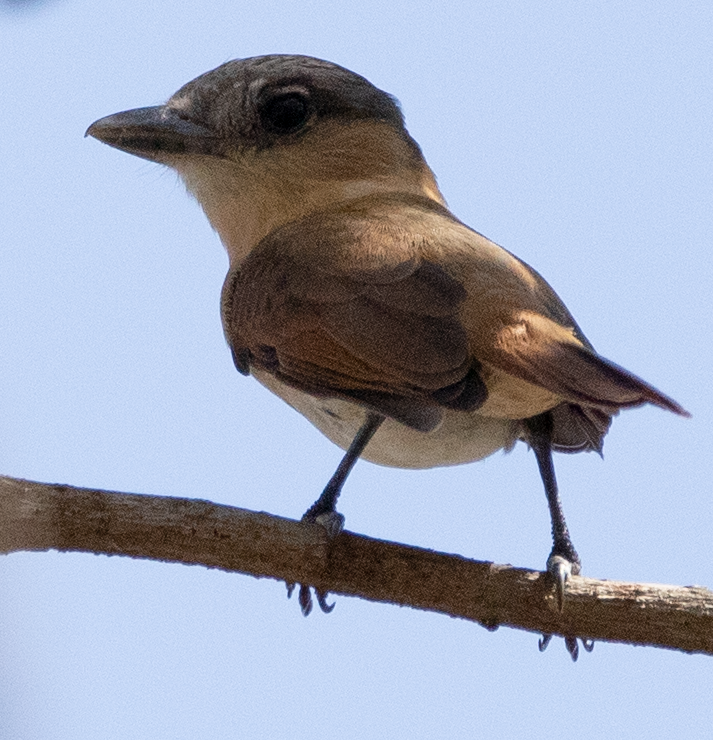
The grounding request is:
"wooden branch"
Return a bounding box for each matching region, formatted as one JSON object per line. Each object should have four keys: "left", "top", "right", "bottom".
{"left": 1, "top": 474, "right": 711, "bottom": 656}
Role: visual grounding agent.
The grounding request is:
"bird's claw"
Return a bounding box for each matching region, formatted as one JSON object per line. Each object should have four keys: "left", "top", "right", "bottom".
{"left": 539, "top": 633, "right": 594, "bottom": 661}
{"left": 314, "top": 588, "right": 336, "bottom": 613}
{"left": 564, "top": 635, "right": 579, "bottom": 661}
{"left": 286, "top": 582, "right": 335, "bottom": 616}
{"left": 538, "top": 633, "right": 553, "bottom": 652}
{"left": 547, "top": 554, "right": 574, "bottom": 612}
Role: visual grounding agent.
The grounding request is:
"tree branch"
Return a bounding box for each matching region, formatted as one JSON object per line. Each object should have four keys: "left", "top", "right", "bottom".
{"left": 1, "top": 474, "right": 711, "bottom": 656}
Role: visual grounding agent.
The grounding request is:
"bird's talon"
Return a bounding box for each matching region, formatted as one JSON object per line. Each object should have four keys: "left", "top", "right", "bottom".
{"left": 287, "top": 582, "right": 336, "bottom": 615}
{"left": 547, "top": 554, "right": 574, "bottom": 612}
{"left": 298, "top": 584, "right": 313, "bottom": 616}
{"left": 565, "top": 636, "right": 579, "bottom": 661}
{"left": 539, "top": 633, "right": 590, "bottom": 660}
{"left": 538, "top": 634, "right": 553, "bottom": 652}
{"left": 315, "top": 589, "right": 336, "bottom": 613}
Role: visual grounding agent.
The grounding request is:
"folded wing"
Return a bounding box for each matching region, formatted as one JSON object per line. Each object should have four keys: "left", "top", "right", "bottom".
{"left": 221, "top": 193, "right": 687, "bottom": 448}
{"left": 221, "top": 201, "right": 487, "bottom": 431}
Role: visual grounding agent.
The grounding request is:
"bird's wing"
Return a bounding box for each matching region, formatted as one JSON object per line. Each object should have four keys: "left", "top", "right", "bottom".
{"left": 222, "top": 193, "right": 687, "bottom": 437}
{"left": 221, "top": 199, "right": 487, "bottom": 431}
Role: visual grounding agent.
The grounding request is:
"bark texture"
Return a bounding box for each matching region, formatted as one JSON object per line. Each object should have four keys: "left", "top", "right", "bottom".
{"left": 1, "top": 474, "right": 711, "bottom": 655}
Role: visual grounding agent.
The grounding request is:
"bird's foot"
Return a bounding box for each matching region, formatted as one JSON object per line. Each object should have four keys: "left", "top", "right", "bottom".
{"left": 285, "top": 508, "right": 345, "bottom": 616}
{"left": 539, "top": 546, "right": 591, "bottom": 660}
{"left": 307, "top": 510, "right": 345, "bottom": 538}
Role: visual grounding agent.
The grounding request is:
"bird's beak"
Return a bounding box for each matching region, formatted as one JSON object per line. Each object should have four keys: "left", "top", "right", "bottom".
{"left": 86, "top": 105, "right": 218, "bottom": 163}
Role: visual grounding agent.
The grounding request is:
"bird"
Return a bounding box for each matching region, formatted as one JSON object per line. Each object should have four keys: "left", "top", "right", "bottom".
{"left": 87, "top": 54, "right": 687, "bottom": 635}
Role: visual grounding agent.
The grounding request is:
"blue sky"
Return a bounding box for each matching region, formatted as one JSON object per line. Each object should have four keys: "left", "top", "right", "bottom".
{"left": 1, "top": 1, "right": 712, "bottom": 738}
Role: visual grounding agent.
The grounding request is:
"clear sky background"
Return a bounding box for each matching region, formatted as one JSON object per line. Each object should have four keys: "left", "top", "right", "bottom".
{"left": 1, "top": 1, "right": 711, "bottom": 738}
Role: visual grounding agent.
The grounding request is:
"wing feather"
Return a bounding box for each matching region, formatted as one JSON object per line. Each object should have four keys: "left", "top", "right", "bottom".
{"left": 491, "top": 311, "right": 687, "bottom": 416}
{"left": 221, "top": 192, "right": 686, "bottom": 441}
{"left": 221, "top": 200, "right": 484, "bottom": 429}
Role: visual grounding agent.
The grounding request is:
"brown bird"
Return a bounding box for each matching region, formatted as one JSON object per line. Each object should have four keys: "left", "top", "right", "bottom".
{"left": 87, "top": 55, "right": 687, "bottom": 635}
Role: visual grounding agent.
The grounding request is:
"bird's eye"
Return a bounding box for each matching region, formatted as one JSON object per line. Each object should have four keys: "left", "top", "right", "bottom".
{"left": 261, "top": 93, "right": 311, "bottom": 133}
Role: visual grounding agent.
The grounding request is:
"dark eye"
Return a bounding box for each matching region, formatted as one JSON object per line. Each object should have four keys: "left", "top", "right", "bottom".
{"left": 262, "top": 93, "right": 310, "bottom": 133}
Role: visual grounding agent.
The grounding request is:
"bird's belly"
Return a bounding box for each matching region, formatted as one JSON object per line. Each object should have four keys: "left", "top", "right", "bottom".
{"left": 252, "top": 370, "right": 519, "bottom": 469}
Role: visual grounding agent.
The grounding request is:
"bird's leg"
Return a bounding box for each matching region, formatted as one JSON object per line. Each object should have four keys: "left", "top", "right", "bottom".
{"left": 525, "top": 412, "right": 581, "bottom": 608}
{"left": 302, "top": 412, "right": 385, "bottom": 531}
{"left": 525, "top": 412, "right": 587, "bottom": 661}
{"left": 287, "top": 412, "right": 384, "bottom": 615}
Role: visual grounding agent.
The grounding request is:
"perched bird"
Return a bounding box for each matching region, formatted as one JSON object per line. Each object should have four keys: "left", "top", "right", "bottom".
{"left": 87, "top": 55, "right": 687, "bottom": 626}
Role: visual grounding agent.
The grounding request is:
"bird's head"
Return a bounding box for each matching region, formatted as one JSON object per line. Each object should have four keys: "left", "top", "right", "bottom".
{"left": 87, "top": 55, "right": 444, "bottom": 262}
